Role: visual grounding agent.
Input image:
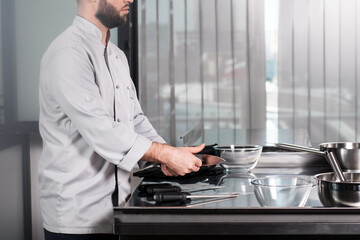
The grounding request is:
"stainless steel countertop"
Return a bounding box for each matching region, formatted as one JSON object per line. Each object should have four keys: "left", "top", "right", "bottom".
{"left": 114, "top": 151, "right": 360, "bottom": 236}
{"left": 124, "top": 151, "right": 330, "bottom": 208}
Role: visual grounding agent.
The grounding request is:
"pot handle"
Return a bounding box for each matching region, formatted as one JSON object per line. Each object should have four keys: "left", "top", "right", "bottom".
{"left": 325, "top": 151, "right": 346, "bottom": 182}
{"left": 276, "top": 143, "right": 347, "bottom": 182}
{"left": 275, "top": 143, "right": 324, "bottom": 155}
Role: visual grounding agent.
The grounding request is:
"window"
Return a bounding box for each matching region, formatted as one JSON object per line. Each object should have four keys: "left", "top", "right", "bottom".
{"left": 138, "top": 0, "right": 254, "bottom": 146}
{"left": 138, "top": 0, "right": 360, "bottom": 147}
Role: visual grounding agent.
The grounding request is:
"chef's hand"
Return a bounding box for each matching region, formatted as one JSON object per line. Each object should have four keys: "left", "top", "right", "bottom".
{"left": 160, "top": 164, "right": 179, "bottom": 176}
{"left": 142, "top": 142, "right": 205, "bottom": 176}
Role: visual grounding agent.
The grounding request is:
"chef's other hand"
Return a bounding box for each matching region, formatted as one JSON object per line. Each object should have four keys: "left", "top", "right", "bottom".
{"left": 142, "top": 143, "right": 205, "bottom": 176}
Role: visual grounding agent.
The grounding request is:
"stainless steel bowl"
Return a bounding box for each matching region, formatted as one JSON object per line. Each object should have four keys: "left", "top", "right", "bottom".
{"left": 214, "top": 145, "right": 262, "bottom": 171}
{"left": 319, "top": 142, "right": 360, "bottom": 172}
{"left": 315, "top": 172, "right": 360, "bottom": 207}
{"left": 251, "top": 175, "right": 313, "bottom": 207}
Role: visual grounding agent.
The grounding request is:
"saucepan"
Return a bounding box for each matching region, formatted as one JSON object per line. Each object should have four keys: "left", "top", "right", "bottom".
{"left": 277, "top": 142, "right": 360, "bottom": 172}
{"left": 275, "top": 143, "right": 346, "bottom": 181}
{"left": 319, "top": 142, "right": 360, "bottom": 172}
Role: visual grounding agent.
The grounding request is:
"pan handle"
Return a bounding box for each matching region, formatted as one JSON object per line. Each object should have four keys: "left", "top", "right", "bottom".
{"left": 325, "top": 151, "right": 347, "bottom": 182}
{"left": 275, "top": 143, "right": 325, "bottom": 155}
{"left": 276, "top": 143, "right": 347, "bottom": 182}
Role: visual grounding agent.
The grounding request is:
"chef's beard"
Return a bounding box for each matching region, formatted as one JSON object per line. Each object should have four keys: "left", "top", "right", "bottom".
{"left": 96, "top": 0, "right": 127, "bottom": 29}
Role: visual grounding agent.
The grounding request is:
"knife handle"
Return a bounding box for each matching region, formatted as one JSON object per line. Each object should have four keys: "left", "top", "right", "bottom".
{"left": 151, "top": 192, "right": 189, "bottom": 203}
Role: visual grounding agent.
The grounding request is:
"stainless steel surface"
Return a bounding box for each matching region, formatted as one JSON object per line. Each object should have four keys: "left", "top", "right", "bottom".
{"left": 129, "top": 174, "right": 326, "bottom": 208}
{"left": 185, "top": 197, "right": 238, "bottom": 207}
{"left": 187, "top": 186, "right": 223, "bottom": 193}
{"left": 214, "top": 145, "right": 263, "bottom": 171}
{"left": 315, "top": 172, "right": 360, "bottom": 207}
{"left": 251, "top": 175, "right": 314, "bottom": 207}
{"left": 127, "top": 151, "right": 331, "bottom": 208}
{"left": 187, "top": 194, "right": 238, "bottom": 199}
{"left": 255, "top": 151, "right": 326, "bottom": 168}
{"left": 320, "top": 142, "right": 360, "bottom": 172}
{"left": 218, "top": 172, "right": 256, "bottom": 195}
{"left": 276, "top": 143, "right": 346, "bottom": 182}
{"left": 115, "top": 151, "right": 360, "bottom": 237}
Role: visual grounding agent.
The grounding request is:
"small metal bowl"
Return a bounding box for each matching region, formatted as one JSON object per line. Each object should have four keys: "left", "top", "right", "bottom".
{"left": 251, "top": 175, "right": 314, "bottom": 207}
{"left": 315, "top": 172, "right": 360, "bottom": 207}
{"left": 214, "top": 145, "right": 262, "bottom": 172}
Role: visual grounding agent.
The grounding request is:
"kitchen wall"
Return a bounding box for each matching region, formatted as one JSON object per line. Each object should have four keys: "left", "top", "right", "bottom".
{"left": 0, "top": 1, "right": 119, "bottom": 239}
{"left": 7, "top": 0, "right": 118, "bottom": 122}
{"left": 0, "top": 134, "right": 44, "bottom": 240}
{"left": 30, "top": 134, "right": 43, "bottom": 240}
{"left": 0, "top": 144, "right": 24, "bottom": 240}
{"left": 0, "top": 0, "right": 3, "bottom": 122}
{"left": 13, "top": 0, "right": 77, "bottom": 121}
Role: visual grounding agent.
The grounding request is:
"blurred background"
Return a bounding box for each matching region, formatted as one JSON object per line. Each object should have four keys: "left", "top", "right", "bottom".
{"left": 1, "top": 0, "right": 360, "bottom": 239}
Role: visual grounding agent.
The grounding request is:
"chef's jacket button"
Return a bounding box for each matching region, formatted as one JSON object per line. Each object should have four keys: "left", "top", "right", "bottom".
{"left": 127, "top": 86, "right": 130, "bottom": 90}
{"left": 116, "top": 85, "right": 120, "bottom": 89}
{"left": 129, "top": 119, "right": 132, "bottom": 122}
{"left": 85, "top": 96, "right": 92, "bottom": 102}
{"left": 116, "top": 55, "right": 120, "bottom": 59}
{"left": 117, "top": 119, "right": 121, "bottom": 122}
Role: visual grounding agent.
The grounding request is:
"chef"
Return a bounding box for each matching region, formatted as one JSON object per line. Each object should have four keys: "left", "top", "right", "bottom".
{"left": 38, "top": 0, "right": 204, "bottom": 239}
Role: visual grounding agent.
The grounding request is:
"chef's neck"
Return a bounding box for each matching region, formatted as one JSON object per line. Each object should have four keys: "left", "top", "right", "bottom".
{"left": 77, "top": 10, "right": 110, "bottom": 46}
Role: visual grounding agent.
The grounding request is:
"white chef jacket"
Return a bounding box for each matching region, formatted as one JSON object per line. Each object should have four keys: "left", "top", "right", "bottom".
{"left": 38, "top": 16, "right": 165, "bottom": 234}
